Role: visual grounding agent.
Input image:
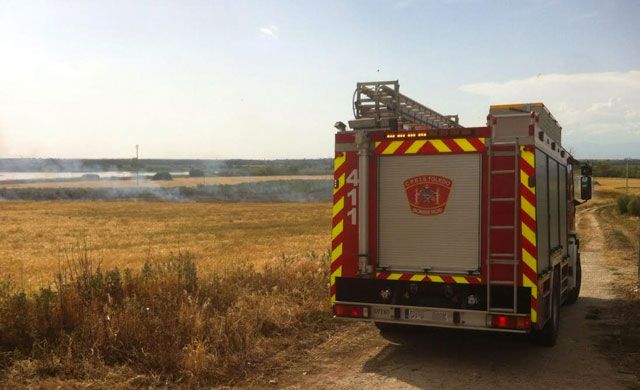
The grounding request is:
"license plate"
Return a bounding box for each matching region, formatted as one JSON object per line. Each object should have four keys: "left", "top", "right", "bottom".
{"left": 431, "top": 311, "right": 449, "bottom": 322}
{"left": 372, "top": 307, "right": 393, "bottom": 319}
{"left": 405, "top": 309, "right": 427, "bottom": 320}
{"left": 405, "top": 309, "right": 449, "bottom": 322}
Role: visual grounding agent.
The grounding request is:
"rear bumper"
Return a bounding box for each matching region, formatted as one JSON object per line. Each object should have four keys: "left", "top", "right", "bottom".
{"left": 334, "top": 300, "right": 531, "bottom": 334}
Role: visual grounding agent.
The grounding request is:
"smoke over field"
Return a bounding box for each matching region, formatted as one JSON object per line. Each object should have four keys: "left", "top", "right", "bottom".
{"left": 0, "top": 179, "right": 332, "bottom": 202}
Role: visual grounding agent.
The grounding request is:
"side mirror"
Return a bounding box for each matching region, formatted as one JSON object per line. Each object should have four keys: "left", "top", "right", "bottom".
{"left": 581, "top": 176, "right": 592, "bottom": 200}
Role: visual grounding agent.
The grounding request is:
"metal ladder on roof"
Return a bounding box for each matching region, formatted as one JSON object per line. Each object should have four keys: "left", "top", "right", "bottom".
{"left": 353, "top": 81, "right": 462, "bottom": 129}
{"left": 486, "top": 138, "right": 520, "bottom": 314}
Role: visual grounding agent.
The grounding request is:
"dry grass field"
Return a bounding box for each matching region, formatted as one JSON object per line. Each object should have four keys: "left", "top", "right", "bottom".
{"left": 0, "top": 200, "right": 334, "bottom": 387}
{"left": 0, "top": 174, "right": 331, "bottom": 189}
{"left": 593, "top": 176, "right": 640, "bottom": 194}
{"left": 0, "top": 201, "right": 331, "bottom": 289}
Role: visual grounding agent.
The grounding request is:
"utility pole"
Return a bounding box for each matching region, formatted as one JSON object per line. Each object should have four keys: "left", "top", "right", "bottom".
{"left": 626, "top": 158, "right": 630, "bottom": 193}
{"left": 136, "top": 144, "right": 140, "bottom": 187}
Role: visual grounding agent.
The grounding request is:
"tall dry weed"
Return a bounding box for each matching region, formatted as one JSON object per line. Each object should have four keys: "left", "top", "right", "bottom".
{"left": 0, "top": 249, "right": 331, "bottom": 386}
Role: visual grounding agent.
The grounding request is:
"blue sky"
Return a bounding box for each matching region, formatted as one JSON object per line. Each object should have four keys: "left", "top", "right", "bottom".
{"left": 0, "top": 0, "right": 638, "bottom": 159}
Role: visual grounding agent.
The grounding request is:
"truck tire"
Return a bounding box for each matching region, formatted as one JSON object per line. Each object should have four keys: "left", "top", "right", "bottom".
{"left": 564, "top": 256, "right": 581, "bottom": 305}
{"left": 532, "top": 271, "right": 560, "bottom": 347}
{"left": 374, "top": 321, "right": 421, "bottom": 335}
{"left": 374, "top": 321, "right": 399, "bottom": 333}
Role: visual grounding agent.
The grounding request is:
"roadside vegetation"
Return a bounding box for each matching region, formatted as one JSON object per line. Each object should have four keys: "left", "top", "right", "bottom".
{"left": 616, "top": 194, "right": 640, "bottom": 216}
{"left": 588, "top": 181, "right": 640, "bottom": 382}
{"left": 0, "top": 251, "right": 334, "bottom": 387}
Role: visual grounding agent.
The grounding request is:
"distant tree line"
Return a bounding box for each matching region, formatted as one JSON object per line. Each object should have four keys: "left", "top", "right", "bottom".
{"left": 587, "top": 160, "right": 640, "bottom": 178}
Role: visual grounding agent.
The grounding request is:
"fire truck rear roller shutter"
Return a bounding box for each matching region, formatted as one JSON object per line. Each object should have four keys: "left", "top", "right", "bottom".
{"left": 377, "top": 153, "right": 481, "bottom": 273}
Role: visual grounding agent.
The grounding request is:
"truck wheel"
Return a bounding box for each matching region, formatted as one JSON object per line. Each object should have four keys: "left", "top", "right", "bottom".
{"left": 374, "top": 321, "right": 399, "bottom": 333}
{"left": 564, "top": 256, "right": 581, "bottom": 305}
{"left": 532, "top": 271, "right": 560, "bottom": 347}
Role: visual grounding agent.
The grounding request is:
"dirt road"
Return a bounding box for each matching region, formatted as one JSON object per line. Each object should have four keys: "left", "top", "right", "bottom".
{"left": 278, "top": 208, "right": 634, "bottom": 389}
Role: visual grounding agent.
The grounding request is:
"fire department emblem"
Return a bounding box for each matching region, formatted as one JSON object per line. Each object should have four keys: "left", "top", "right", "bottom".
{"left": 403, "top": 175, "right": 452, "bottom": 216}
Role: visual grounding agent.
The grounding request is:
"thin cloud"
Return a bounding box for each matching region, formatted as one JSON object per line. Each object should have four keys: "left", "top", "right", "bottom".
{"left": 259, "top": 25, "right": 279, "bottom": 37}
{"left": 460, "top": 70, "right": 640, "bottom": 158}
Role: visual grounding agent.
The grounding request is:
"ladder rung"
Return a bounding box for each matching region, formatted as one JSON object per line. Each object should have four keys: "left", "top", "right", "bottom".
{"left": 489, "top": 259, "right": 519, "bottom": 265}
{"left": 491, "top": 169, "right": 515, "bottom": 174}
{"left": 489, "top": 280, "right": 516, "bottom": 286}
{"left": 489, "top": 308, "right": 516, "bottom": 313}
{"left": 490, "top": 225, "right": 515, "bottom": 229}
{"left": 490, "top": 253, "right": 515, "bottom": 257}
{"left": 491, "top": 197, "right": 515, "bottom": 202}
{"left": 492, "top": 151, "right": 516, "bottom": 157}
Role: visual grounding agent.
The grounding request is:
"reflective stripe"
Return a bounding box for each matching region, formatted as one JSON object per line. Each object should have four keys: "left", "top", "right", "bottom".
{"left": 454, "top": 138, "right": 476, "bottom": 152}
{"left": 331, "top": 243, "right": 343, "bottom": 262}
{"left": 375, "top": 273, "right": 481, "bottom": 284}
{"left": 330, "top": 265, "right": 342, "bottom": 285}
{"left": 520, "top": 171, "right": 536, "bottom": 195}
{"left": 521, "top": 223, "right": 537, "bottom": 246}
{"left": 429, "top": 275, "right": 444, "bottom": 283}
{"left": 382, "top": 141, "right": 403, "bottom": 154}
{"left": 331, "top": 220, "right": 343, "bottom": 240}
{"left": 521, "top": 149, "right": 535, "bottom": 168}
{"left": 332, "top": 197, "right": 344, "bottom": 217}
{"left": 429, "top": 139, "right": 451, "bottom": 153}
{"left": 523, "top": 274, "right": 538, "bottom": 299}
{"left": 522, "top": 249, "right": 537, "bottom": 273}
{"left": 405, "top": 139, "right": 427, "bottom": 154}
{"left": 333, "top": 173, "right": 345, "bottom": 194}
{"left": 521, "top": 196, "right": 536, "bottom": 221}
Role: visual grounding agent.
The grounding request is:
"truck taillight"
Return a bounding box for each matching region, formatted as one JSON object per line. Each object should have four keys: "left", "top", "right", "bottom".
{"left": 333, "top": 304, "right": 369, "bottom": 318}
{"left": 490, "top": 315, "right": 531, "bottom": 330}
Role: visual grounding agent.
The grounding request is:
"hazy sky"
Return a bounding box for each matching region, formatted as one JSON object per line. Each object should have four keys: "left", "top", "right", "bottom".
{"left": 0, "top": 0, "right": 639, "bottom": 159}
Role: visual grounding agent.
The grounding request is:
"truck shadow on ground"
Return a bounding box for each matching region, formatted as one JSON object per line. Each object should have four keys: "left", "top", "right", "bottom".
{"left": 360, "top": 296, "right": 635, "bottom": 388}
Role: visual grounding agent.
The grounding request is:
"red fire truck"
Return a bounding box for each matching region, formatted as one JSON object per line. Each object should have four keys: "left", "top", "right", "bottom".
{"left": 331, "top": 81, "right": 592, "bottom": 346}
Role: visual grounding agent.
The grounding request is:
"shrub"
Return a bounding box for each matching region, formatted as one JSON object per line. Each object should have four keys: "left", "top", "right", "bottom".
{"left": 617, "top": 195, "right": 632, "bottom": 214}
{"left": 81, "top": 173, "right": 100, "bottom": 180}
{"left": 0, "top": 251, "right": 331, "bottom": 386}
{"left": 627, "top": 196, "right": 640, "bottom": 216}
{"left": 152, "top": 172, "right": 173, "bottom": 181}
{"left": 188, "top": 168, "right": 205, "bottom": 177}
